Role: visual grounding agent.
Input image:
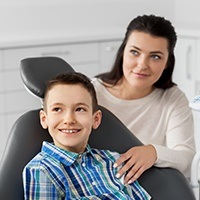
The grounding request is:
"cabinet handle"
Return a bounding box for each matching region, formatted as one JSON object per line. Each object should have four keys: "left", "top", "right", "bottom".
{"left": 105, "top": 46, "right": 114, "bottom": 52}
{"left": 41, "top": 51, "right": 70, "bottom": 56}
{"left": 186, "top": 45, "right": 192, "bottom": 80}
{"left": 195, "top": 81, "right": 200, "bottom": 95}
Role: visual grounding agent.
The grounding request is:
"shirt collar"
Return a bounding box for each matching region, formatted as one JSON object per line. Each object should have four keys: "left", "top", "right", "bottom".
{"left": 41, "top": 141, "right": 96, "bottom": 166}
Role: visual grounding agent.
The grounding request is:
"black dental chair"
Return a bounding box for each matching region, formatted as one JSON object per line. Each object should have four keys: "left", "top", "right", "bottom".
{"left": 0, "top": 57, "right": 196, "bottom": 200}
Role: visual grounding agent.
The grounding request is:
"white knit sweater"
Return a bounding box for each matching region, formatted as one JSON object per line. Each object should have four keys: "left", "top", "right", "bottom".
{"left": 92, "top": 78, "right": 196, "bottom": 178}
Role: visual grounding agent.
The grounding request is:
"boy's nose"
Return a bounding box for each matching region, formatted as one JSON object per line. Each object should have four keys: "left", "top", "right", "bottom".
{"left": 63, "top": 112, "right": 76, "bottom": 125}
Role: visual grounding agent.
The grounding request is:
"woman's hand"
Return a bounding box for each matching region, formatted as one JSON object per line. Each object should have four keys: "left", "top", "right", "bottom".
{"left": 114, "top": 145, "right": 157, "bottom": 184}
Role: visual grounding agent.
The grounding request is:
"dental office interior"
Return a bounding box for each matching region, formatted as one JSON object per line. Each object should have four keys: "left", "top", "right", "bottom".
{"left": 0, "top": 0, "right": 200, "bottom": 193}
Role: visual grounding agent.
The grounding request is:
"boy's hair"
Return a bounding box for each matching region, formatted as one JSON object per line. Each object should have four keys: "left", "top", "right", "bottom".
{"left": 43, "top": 72, "right": 99, "bottom": 112}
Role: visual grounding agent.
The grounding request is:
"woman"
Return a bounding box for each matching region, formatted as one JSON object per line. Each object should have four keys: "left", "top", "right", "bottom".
{"left": 92, "top": 14, "right": 195, "bottom": 184}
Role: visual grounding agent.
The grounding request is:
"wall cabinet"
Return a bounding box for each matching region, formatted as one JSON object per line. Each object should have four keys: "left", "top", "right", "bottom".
{"left": 174, "top": 35, "right": 200, "bottom": 152}
{"left": 174, "top": 35, "right": 200, "bottom": 100}
{"left": 0, "top": 39, "right": 121, "bottom": 161}
{"left": 197, "top": 40, "right": 200, "bottom": 95}
{"left": 99, "top": 40, "right": 122, "bottom": 73}
{"left": 174, "top": 37, "right": 198, "bottom": 101}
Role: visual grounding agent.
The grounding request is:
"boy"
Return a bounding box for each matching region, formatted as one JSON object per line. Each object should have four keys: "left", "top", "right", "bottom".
{"left": 23, "top": 72, "right": 151, "bottom": 199}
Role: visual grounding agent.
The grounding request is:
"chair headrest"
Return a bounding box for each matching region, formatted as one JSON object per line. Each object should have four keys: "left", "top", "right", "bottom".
{"left": 20, "top": 57, "right": 75, "bottom": 99}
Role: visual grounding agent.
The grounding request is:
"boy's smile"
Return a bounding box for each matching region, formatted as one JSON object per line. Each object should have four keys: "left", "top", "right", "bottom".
{"left": 60, "top": 129, "right": 80, "bottom": 134}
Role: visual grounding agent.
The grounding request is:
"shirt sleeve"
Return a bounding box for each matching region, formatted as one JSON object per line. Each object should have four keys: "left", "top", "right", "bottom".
{"left": 153, "top": 91, "right": 196, "bottom": 178}
{"left": 129, "top": 181, "right": 151, "bottom": 200}
{"left": 23, "top": 166, "right": 63, "bottom": 200}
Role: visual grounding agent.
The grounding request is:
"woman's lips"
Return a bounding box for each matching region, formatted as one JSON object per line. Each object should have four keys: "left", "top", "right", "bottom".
{"left": 133, "top": 72, "right": 150, "bottom": 78}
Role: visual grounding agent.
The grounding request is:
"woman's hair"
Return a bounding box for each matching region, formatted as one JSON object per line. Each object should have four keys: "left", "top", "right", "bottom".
{"left": 43, "top": 72, "right": 99, "bottom": 112}
{"left": 96, "top": 14, "right": 177, "bottom": 89}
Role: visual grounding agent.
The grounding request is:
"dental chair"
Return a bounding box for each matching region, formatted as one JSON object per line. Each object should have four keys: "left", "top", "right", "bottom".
{"left": 0, "top": 57, "right": 196, "bottom": 200}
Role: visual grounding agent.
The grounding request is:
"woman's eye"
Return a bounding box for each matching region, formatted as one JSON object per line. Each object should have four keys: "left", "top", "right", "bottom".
{"left": 151, "top": 55, "right": 161, "bottom": 60}
{"left": 130, "top": 50, "right": 139, "bottom": 56}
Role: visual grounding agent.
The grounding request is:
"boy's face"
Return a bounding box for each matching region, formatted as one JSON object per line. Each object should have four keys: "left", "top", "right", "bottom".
{"left": 40, "top": 84, "right": 101, "bottom": 153}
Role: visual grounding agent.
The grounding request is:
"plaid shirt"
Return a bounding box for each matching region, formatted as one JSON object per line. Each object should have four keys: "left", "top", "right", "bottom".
{"left": 23, "top": 141, "right": 151, "bottom": 200}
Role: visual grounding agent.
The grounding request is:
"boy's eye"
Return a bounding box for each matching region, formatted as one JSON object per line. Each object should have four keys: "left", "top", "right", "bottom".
{"left": 52, "top": 107, "right": 61, "bottom": 112}
{"left": 76, "top": 107, "right": 86, "bottom": 112}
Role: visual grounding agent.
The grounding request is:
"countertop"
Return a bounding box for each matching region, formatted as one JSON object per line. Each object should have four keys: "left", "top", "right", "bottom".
{"left": 0, "top": 28, "right": 124, "bottom": 49}
{"left": 1, "top": 28, "right": 200, "bottom": 50}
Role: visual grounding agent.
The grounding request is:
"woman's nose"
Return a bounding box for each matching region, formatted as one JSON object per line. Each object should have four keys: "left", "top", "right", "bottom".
{"left": 137, "top": 56, "right": 148, "bottom": 70}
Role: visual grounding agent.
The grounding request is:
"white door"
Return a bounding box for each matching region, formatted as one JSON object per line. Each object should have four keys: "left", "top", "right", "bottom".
{"left": 174, "top": 37, "right": 197, "bottom": 101}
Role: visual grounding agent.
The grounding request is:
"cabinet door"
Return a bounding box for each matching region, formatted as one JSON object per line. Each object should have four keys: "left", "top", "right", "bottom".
{"left": 0, "top": 94, "right": 6, "bottom": 142}
{"left": 0, "top": 50, "right": 6, "bottom": 161}
{"left": 174, "top": 37, "right": 197, "bottom": 101}
{"left": 193, "top": 40, "right": 200, "bottom": 153}
{"left": 0, "top": 72, "right": 4, "bottom": 94}
{"left": 0, "top": 114, "right": 6, "bottom": 161}
{"left": 99, "top": 40, "right": 122, "bottom": 73}
{"left": 0, "top": 51, "right": 3, "bottom": 71}
{"left": 3, "top": 42, "right": 99, "bottom": 68}
{"left": 0, "top": 50, "right": 4, "bottom": 95}
{"left": 196, "top": 40, "right": 200, "bottom": 95}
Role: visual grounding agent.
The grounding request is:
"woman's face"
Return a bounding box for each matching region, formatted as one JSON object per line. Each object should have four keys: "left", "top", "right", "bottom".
{"left": 122, "top": 31, "right": 169, "bottom": 92}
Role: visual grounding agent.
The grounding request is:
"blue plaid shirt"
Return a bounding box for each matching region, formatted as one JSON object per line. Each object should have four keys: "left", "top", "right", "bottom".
{"left": 23, "top": 141, "right": 151, "bottom": 200}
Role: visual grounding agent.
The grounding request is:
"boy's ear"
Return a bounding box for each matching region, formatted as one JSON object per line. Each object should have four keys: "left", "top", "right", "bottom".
{"left": 39, "top": 110, "right": 48, "bottom": 129}
{"left": 92, "top": 110, "right": 102, "bottom": 129}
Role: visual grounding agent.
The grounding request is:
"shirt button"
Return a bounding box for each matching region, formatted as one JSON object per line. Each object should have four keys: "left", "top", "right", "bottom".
{"left": 78, "top": 154, "right": 82, "bottom": 158}
{"left": 82, "top": 163, "right": 86, "bottom": 167}
{"left": 92, "top": 181, "right": 96, "bottom": 186}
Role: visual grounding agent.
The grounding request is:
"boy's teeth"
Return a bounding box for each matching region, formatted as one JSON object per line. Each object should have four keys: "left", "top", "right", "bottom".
{"left": 61, "top": 129, "right": 79, "bottom": 133}
{"left": 63, "top": 129, "right": 76, "bottom": 133}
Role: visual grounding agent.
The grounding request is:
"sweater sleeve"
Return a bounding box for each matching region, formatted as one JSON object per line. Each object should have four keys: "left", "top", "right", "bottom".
{"left": 153, "top": 91, "right": 196, "bottom": 178}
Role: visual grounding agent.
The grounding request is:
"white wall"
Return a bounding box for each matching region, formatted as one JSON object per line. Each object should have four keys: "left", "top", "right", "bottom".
{"left": 0, "top": 0, "right": 175, "bottom": 37}
{"left": 174, "top": 0, "right": 200, "bottom": 30}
